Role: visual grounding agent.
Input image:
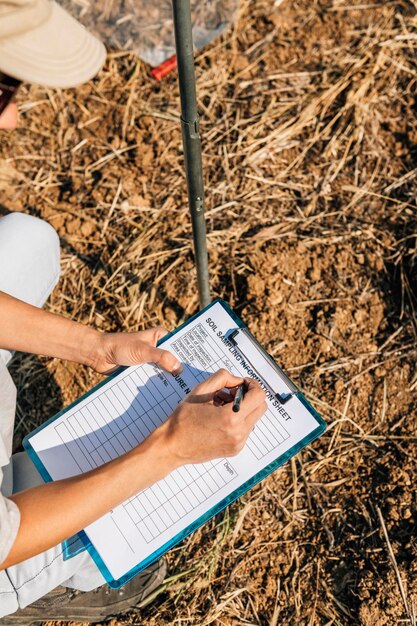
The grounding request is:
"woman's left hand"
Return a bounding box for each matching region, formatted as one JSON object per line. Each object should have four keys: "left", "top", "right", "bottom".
{"left": 91, "top": 327, "right": 183, "bottom": 375}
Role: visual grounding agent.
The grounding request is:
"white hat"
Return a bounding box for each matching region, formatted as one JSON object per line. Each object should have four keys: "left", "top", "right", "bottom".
{"left": 0, "top": 0, "right": 106, "bottom": 87}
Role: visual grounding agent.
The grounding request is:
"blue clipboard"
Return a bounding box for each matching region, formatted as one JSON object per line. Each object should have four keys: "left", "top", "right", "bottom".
{"left": 23, "top": 298, "right": 326, "bottom": 588}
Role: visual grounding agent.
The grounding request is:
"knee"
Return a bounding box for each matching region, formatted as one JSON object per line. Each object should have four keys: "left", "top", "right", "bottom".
{"left": 1, "top": 212, "right": 60, "bottom": 270}
{"left": 0, "top": 213, "right": 61, "bottom": 305}
{"left": 8, "top": 213, "right": 60, "bottom": 262}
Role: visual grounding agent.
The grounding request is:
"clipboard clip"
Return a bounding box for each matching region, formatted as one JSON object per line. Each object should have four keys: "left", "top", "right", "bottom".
{"left": 227, "top": 329, "right": 297, "bottom": 404}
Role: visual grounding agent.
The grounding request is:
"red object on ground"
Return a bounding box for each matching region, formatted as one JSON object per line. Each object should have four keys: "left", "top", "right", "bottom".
{"left": 151, "top": 55, "right": 178, "bottom": 80}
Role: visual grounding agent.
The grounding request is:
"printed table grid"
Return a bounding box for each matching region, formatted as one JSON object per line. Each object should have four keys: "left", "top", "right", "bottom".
{"left": 52, "top": 320, "right": 293, "bottom": 553}
{"left": 122, "top": 459, "right": 237, "bottom": 544}
{"left": 54, "top": 365, "right": 185, "bottom": 473}
{"left": 246, "top": 407, "right": 290, "bottom": 460}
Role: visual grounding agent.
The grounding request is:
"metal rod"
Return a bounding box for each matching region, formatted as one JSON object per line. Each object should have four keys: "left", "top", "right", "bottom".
{"left": 172, "top": 0, "right": 211, "bottom": 308}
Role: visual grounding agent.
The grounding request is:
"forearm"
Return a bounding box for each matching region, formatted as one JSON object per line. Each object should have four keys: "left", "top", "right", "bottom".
{"left": 0, "top": 291, "right": 98, "bottom": 365}
{"left": 1, "top": 428, "right": 177, "bottom": 569}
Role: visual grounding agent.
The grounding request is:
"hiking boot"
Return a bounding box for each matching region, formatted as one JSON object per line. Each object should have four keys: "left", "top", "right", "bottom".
{"left": 0, "top": 559, "right": 166, "bottom": 625}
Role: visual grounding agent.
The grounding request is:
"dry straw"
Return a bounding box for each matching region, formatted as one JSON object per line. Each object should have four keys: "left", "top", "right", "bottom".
{"left": 1, "top": 0, "right": 416, "bottom": 623}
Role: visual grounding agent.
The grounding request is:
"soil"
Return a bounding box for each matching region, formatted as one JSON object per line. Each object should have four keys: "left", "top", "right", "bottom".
{"left": 1, "top": 0, "right": 416, "bottom": 623}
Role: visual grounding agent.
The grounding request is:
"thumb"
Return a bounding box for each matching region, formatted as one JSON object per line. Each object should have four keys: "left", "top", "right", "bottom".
{"left": 136, "top": 327, "right": 169, "bottom": 347}
{"left": 140, "top": 343, "right": 183, "bottom": 375}
{"left": 195, "top": 369, "right": 244, "bottom": 394}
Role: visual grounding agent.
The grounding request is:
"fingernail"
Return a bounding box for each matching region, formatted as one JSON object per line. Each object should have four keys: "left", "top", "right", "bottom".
{"left": 172, "top": 362, "right": 183, "bottom": 375}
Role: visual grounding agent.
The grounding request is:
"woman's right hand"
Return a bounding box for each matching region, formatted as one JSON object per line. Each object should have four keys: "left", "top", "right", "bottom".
{"left": 158, "top": 369, "right": 267, "bottom": 467}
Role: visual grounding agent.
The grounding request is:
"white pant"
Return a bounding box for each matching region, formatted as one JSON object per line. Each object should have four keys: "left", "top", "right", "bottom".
{"left": 0, "top": 213, "right": 104, "bottom": 617}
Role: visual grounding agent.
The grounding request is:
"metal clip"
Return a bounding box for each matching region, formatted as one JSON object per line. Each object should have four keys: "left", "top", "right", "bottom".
{"left": 195, "top": 197, "right": 204, "bottom": 212}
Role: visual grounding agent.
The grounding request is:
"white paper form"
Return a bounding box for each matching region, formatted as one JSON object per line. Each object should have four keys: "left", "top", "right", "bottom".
{"left": 27, "top": 301, "right": 321, "bottom": 582}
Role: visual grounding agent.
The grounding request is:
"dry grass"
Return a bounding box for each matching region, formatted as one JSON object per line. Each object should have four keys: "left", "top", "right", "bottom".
{"left": 1, "top": 0, "right": 417, "bottom": 623}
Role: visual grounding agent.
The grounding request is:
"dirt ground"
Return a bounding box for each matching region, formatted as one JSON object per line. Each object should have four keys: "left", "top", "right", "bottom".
{"left": 1, "top": 0, "right": 416, "bottom": 623}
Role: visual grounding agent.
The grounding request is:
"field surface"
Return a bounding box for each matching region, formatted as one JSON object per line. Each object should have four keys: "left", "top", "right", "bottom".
{"left": 1, "top": 0, "right": 416, "bottom": 624}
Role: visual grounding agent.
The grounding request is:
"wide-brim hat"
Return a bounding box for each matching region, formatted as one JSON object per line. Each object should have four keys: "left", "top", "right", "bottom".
{"left": 0, "top": 0, "right": 106, "bottom": 88}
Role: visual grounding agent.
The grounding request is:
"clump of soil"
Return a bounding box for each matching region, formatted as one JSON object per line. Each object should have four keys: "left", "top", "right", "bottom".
{"left": 359, "top": 569, "right": 417, "bottom": 626}
{"left": 1, "top": 0, "right": 416, "bottom": 623}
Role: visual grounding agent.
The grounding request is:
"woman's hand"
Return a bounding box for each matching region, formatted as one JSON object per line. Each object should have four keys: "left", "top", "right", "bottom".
{"left": 91, "top": 327, "right": 183, "bottom": 375}
{"left": 158, "top": 369, "right": 267, "bottom": 466}
{"left": 0, "top": 292, "right": 183, "bottom": 374}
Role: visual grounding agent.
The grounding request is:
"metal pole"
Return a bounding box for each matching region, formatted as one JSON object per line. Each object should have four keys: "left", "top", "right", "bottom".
{"left": 172, "top": 0, "right": 211, "bottom": 308}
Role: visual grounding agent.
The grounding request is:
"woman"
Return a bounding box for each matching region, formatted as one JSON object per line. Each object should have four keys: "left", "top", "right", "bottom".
{"left": 0, "top": 1, "right": 266, "bottom": 621}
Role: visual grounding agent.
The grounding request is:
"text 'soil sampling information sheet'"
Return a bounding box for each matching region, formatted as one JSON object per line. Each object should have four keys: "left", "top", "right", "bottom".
{"left": 26, "top": 301, "right": 323, "bottom": 583}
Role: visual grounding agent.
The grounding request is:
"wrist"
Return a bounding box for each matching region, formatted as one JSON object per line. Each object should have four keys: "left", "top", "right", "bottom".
{"left": 78, "top": 326, "right": 104, "bottom": 369}
{"left": 151, "top": 417, "right": 185, "bottom": 471}
{"left": 128, "top": 425, "right": 180, "bottom": 481}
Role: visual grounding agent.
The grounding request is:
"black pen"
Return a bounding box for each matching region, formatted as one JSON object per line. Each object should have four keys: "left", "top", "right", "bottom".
{"left": 232, "top": 383, "right": 246, "bottom": 413}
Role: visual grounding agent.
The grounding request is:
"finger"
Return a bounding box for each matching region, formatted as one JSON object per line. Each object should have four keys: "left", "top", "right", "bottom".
{"left": 213, "top": 388, "right": 236, "bottom": 406}
{"left": 234, "top": 379, "right": 266, "bottom": 417}
{"left": 244, "top": 400, "right": 268, "bottom": 430}
{"left": 194, "top": 369, "right": 244, "bottom": 394}
{"left": 137, "top": 327, "right": 169, "bottom": 347}
{"left": 213, "top": 392, "right": 226, "bottom": 407}
{"left": 140, "top": 343, "right": 183, "bottom": 374}
{"left": 215, "top": 389, "right": 235, "bottom": 403}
